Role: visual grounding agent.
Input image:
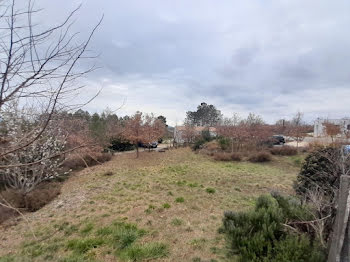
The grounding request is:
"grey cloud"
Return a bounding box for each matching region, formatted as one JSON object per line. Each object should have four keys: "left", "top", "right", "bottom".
{"left": 31, "top": 0, "right": 350, "bottom": 125}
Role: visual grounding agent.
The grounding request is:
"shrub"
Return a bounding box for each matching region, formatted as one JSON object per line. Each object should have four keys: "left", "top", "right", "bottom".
{"left": 294, "top": 146, "right": 345, "bottom": 199}
{"left": 221, "top": 194, "right": 326, "bottom": 262}
{"left": 62, "top": 153, "right": 112, "bottom": 171}
{"left": 230, "top": 153, "right": 242, "bottom": 161}
{"left": 213, "top": 152, "right": 231, "bottom": 161}
{"left": 203, "top": 140, "right": 221, "bottom": 152}
{"left": 1, "top": 182, "right": 61, "bottom": 212}
{"left": 270, "top": 146, "right": 297, "bottom": 156}
{"left": 192, "top": 139, "right": 206, "bottom": 151}
{"left": 248, "top": 152, "right": 272, "bottom": 162}
{"left": 0, "top": 206, "right": 17, "bottom": 224}
{"left": 217, "top": 137, "right": 231, "bottom": 151}
{"left": 109, "top": 137, "right": 134, "bottom": 152}
{"left": 25, "top": 183, "right": 61, "bottom": 211}
{"left": 213, "top": 152, "right": 242, "bottom": 162}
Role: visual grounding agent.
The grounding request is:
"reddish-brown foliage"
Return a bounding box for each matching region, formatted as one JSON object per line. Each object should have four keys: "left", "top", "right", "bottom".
{"left": 1, "top": 182, "right": 61, "bottom": 213}
{"left": 213, "top": 152, "right": 242, "bottom": 161}
{"left": 123, "top": 113, "right": 165, "bottom": 157}
{"left": 248, "top": 152, "right": 272, "bottom": 162}
{"left": 324, "top": 122, "right": 341, "bottom": 142}
{"left": 270, "top": 146, "right": 298, "bottom": 156}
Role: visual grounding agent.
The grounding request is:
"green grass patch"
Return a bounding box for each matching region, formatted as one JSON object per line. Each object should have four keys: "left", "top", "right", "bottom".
{"left": 118, "top": 242, "right": 168, "bottom": 261}
{"left": 145, "top": 204, "right": 156, "bottom": 214}
{"left": 171, "top": 218, "right": 183, "bottom": 226}
{"left": 206, "top": 187, "right": 216, "bottom": 194}
{"left": 162, "top": 203, "right": 171, "bottom": 209}
{"left": 80, "top": 223, "right": 94, "bottom": 235}
{"left": 66, "top": 238, "right": 104, "bottom": 254}
{"left": 175, "top": 197, "right": 185, "bottom": 203}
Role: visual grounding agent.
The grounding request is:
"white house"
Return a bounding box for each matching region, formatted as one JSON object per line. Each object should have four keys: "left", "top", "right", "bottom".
{"left": 314, "top": 118, "right": 350, "bottom": 137}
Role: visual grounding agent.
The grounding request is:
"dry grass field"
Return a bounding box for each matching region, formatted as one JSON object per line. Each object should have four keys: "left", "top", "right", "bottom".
{"left": 0, "top": 148, "right": 303, "bottom": 262}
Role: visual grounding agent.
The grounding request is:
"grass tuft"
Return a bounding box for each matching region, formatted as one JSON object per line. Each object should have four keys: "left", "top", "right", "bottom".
{"left": 175, "top": 197, "right": 185, "bottom": 203}
{"left": 171, "top": 218, "right": 183, "bottom": 226}
{"left": 162, "top": 203, "right": 171, "bottom": 209}
{"left": 66, "top": 238, "right": 104, "bottom": 254}
{"left": 206, "top": 187, "right": 216, "bottom": 194}
{"left": 118, "top": 242, "right": 168, "bottom": 261}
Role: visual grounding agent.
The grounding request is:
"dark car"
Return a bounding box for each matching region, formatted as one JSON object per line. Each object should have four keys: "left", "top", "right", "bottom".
{"left": 272, "top": 135, "right": 285, "bottom": 145}
{"left": 260, "top": 135, "right": 285, "bottom": 148}
{"left": 139, "top": 142, "right": 158, "bottom": 148}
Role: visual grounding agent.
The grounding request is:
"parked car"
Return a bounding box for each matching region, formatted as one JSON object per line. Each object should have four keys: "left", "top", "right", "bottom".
{"left": 260, "top": 135, "right": 285, "bottom": 147}
{"left": 272, "top": 135, "right": 285, "bottom": 145}
{"left": 140, "top": 141, "right": 158, "bottom": 148}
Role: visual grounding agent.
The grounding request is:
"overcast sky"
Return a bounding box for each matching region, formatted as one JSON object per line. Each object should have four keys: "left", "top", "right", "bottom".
{"left": 37, "top": 0, "right": 350, "bottom": 125}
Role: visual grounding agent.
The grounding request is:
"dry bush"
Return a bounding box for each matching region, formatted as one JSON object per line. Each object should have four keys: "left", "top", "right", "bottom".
{"left": 213, "top": 152, "right": 242, "bottom": 161}
{"left": 62, "top": 152, "right": 112, "bottom": 171}
{"left": 1, "top": 182, "right": 61, "bottom": 214}
{"left": 248, "top": 152, "right": 272, "bottom": 162}
{"left": 97, "top": 153, "right": 112, "bottom": 162}
{"left": 203, "top": 141, "right": 221, "bottom": 152}
{"left": 0, "top": 206, "right": 17, "bottom": 224}
{"left": 230, "top": 153, "right": 242, "bottom": 161}
{"left": 25, "top": 183, "right": 61, "bottom": 211}
{"left": 270, "top": 146, "right": 297, "bottom": 156}
{"left": 62, "top": 157, "right": 86, "bottom": 171}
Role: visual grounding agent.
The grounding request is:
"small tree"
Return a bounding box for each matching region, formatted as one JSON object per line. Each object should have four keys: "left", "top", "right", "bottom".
{"left": 323, "top": 122, "right": 341, "bottom": 143}
{"left": 123, "top": 113, "right": 144, "bottom": 158}
{"left": 123, "top": 113, "right": 165, "bottom": 157}
{"left": 287, "top": 111, "right": 308, "bottom": 149}
{"left": 182, "top": 124, "right": 198, "bottom": 144}
{"left": 143, "top": 114, "right": 166, "bottom": 151}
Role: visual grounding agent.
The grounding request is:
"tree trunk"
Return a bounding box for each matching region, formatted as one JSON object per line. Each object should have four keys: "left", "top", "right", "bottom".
{"left": 136, "top": 144, "right": 139, "bottom": 158}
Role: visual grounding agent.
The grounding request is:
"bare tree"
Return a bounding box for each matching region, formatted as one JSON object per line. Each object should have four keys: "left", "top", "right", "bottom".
{"left": 324, "top": 122, "right": 341, "bottom": 143}
{"left": 287, "top": 111, "right": 308, "bottom": 149}
{"left": 182, "top": 124, "right": 198, "bottom": 144}
{"left": 0, "top": 1, "right": 102, "bottom": 195}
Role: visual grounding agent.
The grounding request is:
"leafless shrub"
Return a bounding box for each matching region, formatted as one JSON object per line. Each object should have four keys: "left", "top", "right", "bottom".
{"left": 213, "top": 152, "right": 242, "bottom": 161}
{"left": 270, "top": 146, "right": 297, "bottom": 156}
{"left": 1, "top": 182, "right": 61, "bottom": 213}
{"left": 248, "top": 152, "right": 272, "bottom": 162}
{"left": 0, "top": 205, "right": 17, "bottom": 224}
